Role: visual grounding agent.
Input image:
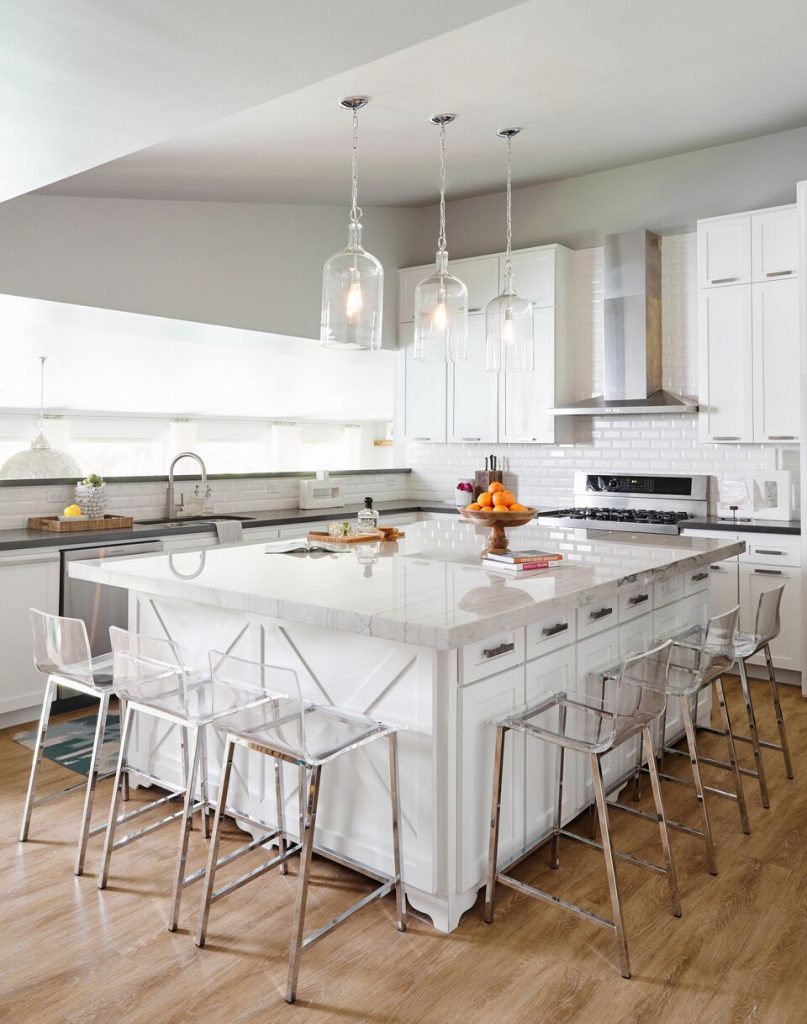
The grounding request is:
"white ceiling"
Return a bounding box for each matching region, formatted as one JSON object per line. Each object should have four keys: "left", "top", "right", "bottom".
{"left": 1, "top": 0, "right": 518, "bottom": 202}
{"left": 35, "top": 0, "right": 807, "bottom": 208}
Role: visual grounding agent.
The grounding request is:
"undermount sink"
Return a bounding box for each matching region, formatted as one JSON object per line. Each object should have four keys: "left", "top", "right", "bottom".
{"left": 135, "top": 514, "right": 256, "bottom": 526}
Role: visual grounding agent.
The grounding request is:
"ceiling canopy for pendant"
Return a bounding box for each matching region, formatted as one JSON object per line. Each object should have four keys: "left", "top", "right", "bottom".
{"left": 320, "top": 96, "right": 383, "bottom": 352}
{"left": 486, "top": 127, "right": 534, "bottom": 373}
{"left": 0, "top": 356, "right": 83, "bottom": 480}
{"left": 413, "top": 113, "right": 468, "bottom": 363}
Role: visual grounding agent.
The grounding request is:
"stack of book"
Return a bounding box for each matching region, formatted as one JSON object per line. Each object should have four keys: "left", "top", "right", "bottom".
{"left": 481, "top": 549, "right": 564, "bottom": 573}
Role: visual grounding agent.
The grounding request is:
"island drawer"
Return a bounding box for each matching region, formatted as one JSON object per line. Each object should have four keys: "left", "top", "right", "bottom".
{"left": 683, "top": 565, "right": 712, "bottom": 597}
{"left": 526, "top": 612, "right": 577, "bottom": 659}
{"left": 577, "top": 600, "right": 617, "bottom": 639}
{"left": 654, "top": 573, "right": 684, "bottom": 608}
{"left": 618, "top": 582, "right": 654, "bottom": 623}
{"left": 461, "top": 629, "right": 526, "bottom": 684}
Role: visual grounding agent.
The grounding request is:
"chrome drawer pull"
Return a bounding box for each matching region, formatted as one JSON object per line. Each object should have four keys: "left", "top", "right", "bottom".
{"left": 628, "top": 594, "right": 649, "bottom": 606}
{"left": 482, "top": 641, "right": 515, "bottom": 659}
{"left": 710, "top": 276, "right": 739, "bottom": 284}
{"left": 754, "top": 568, "right": 783, "bottom": 576}
{"left": 542, "top": 623, "right": 569, "bottom": 637}
{"left": 710, "top": 565, "right": 725, "bottom": 572}
{"left": 461, "top": 437, "right": 481, "bottom": 442}
{"left": 590, "top": 607, "right": 613, "bottom": 621}
{"left": 766, "top": 270, "right": 793, "bottom": 277}
{"left": 691, "top": 572, "right": 709, "bottom": 582}
{"left": 756, "top": 549, "right": 784, "bottom": 556}
{"left": 412, "top": 437, "right": 431, "bottom": 442}
{"left": 468, "top": 307, "right": 483, "bottom": 313}
{"left": 768, "top": 435, "right": 795, "bottom": 441}
{"left": 712, "top": 436, "right": 740, "bottom": 441}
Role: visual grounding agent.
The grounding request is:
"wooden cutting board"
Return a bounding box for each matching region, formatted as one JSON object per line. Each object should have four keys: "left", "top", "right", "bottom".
{"left": 307, "top": 527, "right": 406, "bottom": 545}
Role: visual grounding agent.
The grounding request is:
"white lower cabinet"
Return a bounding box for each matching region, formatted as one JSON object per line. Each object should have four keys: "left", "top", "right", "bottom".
{"left": 0, "top": 550, "right": 60, "bottom": 715}
{"left": 741, "top": 563, "right": 801, "bottom": 670}
{"left": 458, "top": 665, "right": 526, "bottom": 891}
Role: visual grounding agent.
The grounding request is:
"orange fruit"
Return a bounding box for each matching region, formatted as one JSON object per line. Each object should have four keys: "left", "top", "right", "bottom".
{"left": 510, "top": 503, "right": 528, "bottom": 512}
{"left": 477, "top": 492, "right": 493, "bottom": 507}
{"left": 500, "top": 491, "right": 515, "bottom": 506}
{"left": 466, "top": 502, "right": 481, "bottom": 511}
{"left": 488, "top": 481, "right": 505, "bottom": 493}
{"left": 492, "top": 491, "right": 509, "bottom": 507}
{"left": 481, "top": 505, "right": 496, "bottom": 513}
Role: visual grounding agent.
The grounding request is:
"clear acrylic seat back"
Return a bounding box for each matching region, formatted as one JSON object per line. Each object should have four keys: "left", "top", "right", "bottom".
{"left": 30, "top": 608, "right": 94, "bottom": 686}
{"left": 753, "top": 584, "right": 784, "bottom": 645}
{"left": 109, "top": 625, "right": 188, "bottom": 703}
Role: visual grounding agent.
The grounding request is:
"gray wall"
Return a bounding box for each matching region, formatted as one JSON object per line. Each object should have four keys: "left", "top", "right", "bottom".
{"left": 413, "top": 125, "right": 807, "bottom": 261}
{"left": 0, "top": 196, "right": 424, "bottom": 347}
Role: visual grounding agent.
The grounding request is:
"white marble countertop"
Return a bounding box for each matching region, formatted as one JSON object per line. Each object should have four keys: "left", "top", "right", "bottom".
{"left": 69, "top": 519, "right": 744, "bottom": 649}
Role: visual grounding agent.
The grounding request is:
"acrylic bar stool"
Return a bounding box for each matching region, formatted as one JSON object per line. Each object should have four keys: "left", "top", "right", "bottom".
{"left": 20, "top": 608, "right": 123, "bottom": 876}
{"left": 485, "top": 640, "right": 680, "bottom": 980}
{"left": 98, "top": 628, "right": 275, "bottom": 931}
{"left": 604, "top": 605, "right": 744, "bottom": 875}
{"left": 196, "top": 650, "right": 407, "bottom": 1005}
{"left": 694, "top": 585, "right": 794, "bottom": 799}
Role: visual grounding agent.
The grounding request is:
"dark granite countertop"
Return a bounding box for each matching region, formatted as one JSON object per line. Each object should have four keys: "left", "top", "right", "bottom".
{"left": 682, "top": 516, "right": 801, "bottom": 536}
{"left": 0, "top": 501, "right": 462, "bottom": 553}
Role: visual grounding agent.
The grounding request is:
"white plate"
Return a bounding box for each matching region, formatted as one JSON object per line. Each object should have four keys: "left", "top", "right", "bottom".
{"left": 57, "top": 514, "right": 89, "bottom": 522}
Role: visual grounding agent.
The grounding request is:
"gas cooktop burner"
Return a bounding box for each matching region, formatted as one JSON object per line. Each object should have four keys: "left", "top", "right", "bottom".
{"left": 538, "top": 507, "right": 694, "bottom": 534}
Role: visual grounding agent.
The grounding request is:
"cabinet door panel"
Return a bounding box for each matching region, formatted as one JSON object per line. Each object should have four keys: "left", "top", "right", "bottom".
{"left": 398, "top": 266, "right": 427, "bottom": 323}
{"left": 752, "top": 280, "right": 800, "bottom": 443}
{"left": 752, "top": 208, "right": 798, "bottom": 282}
{"left": 402, "top": 322, "right": 447, "bottom": 442}
{"left": 458, "top": 666, "right": 525, "bottom": 891}
{"left": 0, "top": 554, "right": 60, "bottom": 714}
{"left": 707, "top": 559, "right": 739, "bottom": 619}
{"left": 576, "top": 630, "right": 620, "bottom": 801}
{"left": 448, "top": 255, "right": 499, "bottom": 314}
{"left": 505, "top": 249, "right": 556, "bottom": 308}
{"left": 698, "top": 216, "right": 751, "bottom": 287}
{"left": 499, "top": 307, "right": 556, "bottom": 443}
{"left": 741, "top": 565, "right": 800, "bottom": 671}
{"left": 698, "top": 286, "right": 753, "bottom": 442}
{"left": 448, "top": 317, "right": 497, "bottom": 443}
{"left": 524, "top": 647, "right": 578, "bottom": 843}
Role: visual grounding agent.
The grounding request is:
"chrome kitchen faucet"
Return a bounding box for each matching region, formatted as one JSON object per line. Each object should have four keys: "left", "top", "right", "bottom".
{"left": 167, "top": 451, "right": 212, "bottom": 519}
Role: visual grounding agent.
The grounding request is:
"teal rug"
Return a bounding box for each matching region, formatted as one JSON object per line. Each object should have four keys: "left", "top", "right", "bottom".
{"left": 13, "top": 712, "right": 121, "bottom": 777}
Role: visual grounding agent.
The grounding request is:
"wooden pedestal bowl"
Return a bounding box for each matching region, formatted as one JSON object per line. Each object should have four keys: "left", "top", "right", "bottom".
{"left": 459, "top": 506, "right": 538, "bottom": 555}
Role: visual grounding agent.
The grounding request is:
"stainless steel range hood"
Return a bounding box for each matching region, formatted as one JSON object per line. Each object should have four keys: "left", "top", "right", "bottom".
{"left": 552, "top": 229, "right": 698, "bottom": 415}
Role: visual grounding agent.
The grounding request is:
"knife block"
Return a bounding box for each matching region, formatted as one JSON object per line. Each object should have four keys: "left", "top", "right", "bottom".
{"left": 474, "top": 470, "right": 503, "bottom": 500}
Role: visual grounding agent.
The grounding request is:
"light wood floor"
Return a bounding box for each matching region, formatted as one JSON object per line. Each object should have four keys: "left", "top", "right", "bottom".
{"left": 2, "top": 678, "right": 807, "bottom": 1024}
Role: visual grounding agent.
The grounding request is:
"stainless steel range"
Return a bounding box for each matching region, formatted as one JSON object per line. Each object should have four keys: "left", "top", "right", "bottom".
{"left": 538, "top": 472, "right": 708, "bottom": 535}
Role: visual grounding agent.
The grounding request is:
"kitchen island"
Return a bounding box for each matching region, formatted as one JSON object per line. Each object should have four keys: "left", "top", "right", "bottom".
{"left": 70, "top": 518, "right": 744, "bottom": 931}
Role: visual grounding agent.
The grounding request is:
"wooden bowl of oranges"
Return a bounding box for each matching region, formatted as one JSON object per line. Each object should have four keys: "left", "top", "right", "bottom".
{"left": 459, "top": 482, "right": 536, "bottom": 554}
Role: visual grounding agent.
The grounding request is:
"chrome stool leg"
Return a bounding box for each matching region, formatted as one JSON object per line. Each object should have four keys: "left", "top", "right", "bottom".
{"left": 484, "top": 724, "right": 507, "bottom": 924}
{"left": 550, "top": 706, "right": 567, "bottom": 870}
{"left": 642, "top": 726, "right": 682, "bottom": 918}
{"left": 98, "top": 702, "right": 136, "bottom": 889}
{"left": 764, "top": 644, "right": 794, "bottom": 780}
{"left": 119, "top": 698, "right": 130, "bottom": 802}
{"left": 274, "top": 759, "right": 287, "bottom": 876}
{"left": 591, "top": 752, "right": 630, "bottom": 979}
{"left": 286, "top": 764, "right": 322, "bottom": 1004}
{"left": 196, "top": 737, "right": 236, "bottom": 948}
{"left": 169, "top": 725, "right": 203, "bottom": 931}
{"left": 198, "top": 725, "right": 211, "bottom": 840}
{"left": 715, "top": 677, "right": 750, "bottom": 835}
{"left": 74, "top": 691, "right": 111, "bottom": 876}
{"left": 737, "top": 658, "right": 770, "bottom": 808}
{"left": 19, "top": 677, "right": 57, "bottom": 842}
{"left": 388, "top": 733, "right": 407, "bottom": 932}
{"left": 680, "top": 695, "right": 718, "bottom": 875}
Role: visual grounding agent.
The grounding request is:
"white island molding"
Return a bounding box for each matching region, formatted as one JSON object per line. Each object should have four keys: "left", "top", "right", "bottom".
{"left": 70, "top": 519, "right": 744, "bottom": 932}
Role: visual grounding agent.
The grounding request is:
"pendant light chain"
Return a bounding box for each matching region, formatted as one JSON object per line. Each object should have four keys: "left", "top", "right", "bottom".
{"left": 437, "top": 119, "right": 447, "bottom": 254}
{"left": 504, "top": 133, "right": 513, "bottom": 277}
{"left": 350, "top": 107, "right": 362, "bottom": 226}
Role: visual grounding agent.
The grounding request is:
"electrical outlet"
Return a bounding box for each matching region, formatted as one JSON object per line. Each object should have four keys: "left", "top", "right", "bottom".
{"left": 47, "top": 489, "right": 69, "bottom": 503}
{"left": 267, "top": 481, "right": 283, "bottom": 494}
{"left": 765, "top": 481, "right": 778, "bottom": 504}
{"left": 385, "top": 476, "right": 395, "bottom": 488}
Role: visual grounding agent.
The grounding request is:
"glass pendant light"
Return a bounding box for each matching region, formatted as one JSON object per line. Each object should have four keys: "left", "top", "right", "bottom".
{"left": 486, "top": 128, "right": 534, "bottom": 372}
{"left": 0, "top": 356, "right": 83, "bottom": 480}
{"left": 414, "top": 114, "right": 468, "bottom": 362}
{"left": 320, "top": 96, "right": 383, "bottom": 351}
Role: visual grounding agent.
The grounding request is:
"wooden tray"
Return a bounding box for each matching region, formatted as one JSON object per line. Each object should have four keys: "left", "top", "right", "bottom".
{"left": 307, "top": 527, "right": 406, "bottom": 545}
{"left": 28, "top": 514, "right": 134, "bottom": 533}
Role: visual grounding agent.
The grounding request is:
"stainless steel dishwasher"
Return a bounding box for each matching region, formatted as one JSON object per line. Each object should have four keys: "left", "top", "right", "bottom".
{"left": 59, "top": 540, "right": 163, "bottom": 704}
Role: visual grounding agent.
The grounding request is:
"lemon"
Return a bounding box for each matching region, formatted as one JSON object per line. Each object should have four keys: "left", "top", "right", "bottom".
{"left": 63, "top": 504, "right": 82, "bottom": 517}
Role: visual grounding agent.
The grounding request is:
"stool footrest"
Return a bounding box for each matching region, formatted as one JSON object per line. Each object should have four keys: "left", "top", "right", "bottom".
{"left": 606, "top": 799, "right": 705, "bottom": 840}
{"left": 31, "top": 779, "right": 94, "bottom": 805}
{"left": 647, "top": 765, "right": 739, "bottom": 802}
{"left": 495, "top": 871, "right": 615, "bottom": 931}
{"left": 559, "top": 828, "right": 667, "bottom": 875}
{"left": 211, "top": 843, "right": 303, "bottom": 904}
{"left": 301, "top": 877, "right": 398, "bottom": 953}
{"left": 695, "top": 723, "right": 785, "bottom": 753}
{"left": 112, "top": 800, "right": 203, "bottom": 851}
{"left": 663, "top": 744, "right": 760, "bottom": 779}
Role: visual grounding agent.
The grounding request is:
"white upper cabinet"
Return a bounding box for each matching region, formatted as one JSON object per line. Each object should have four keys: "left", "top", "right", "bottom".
{"left": 499, "top": 306, "right": 556, "bottom": 443}
{"left": 401, "top": 322, "right": 447, "bottom": 442}
{"left": 698, "top": 285, "right": 754, "bottom": 443}
{"left": 447, "top": 254, "right": 500, "bottom": 314}
{"left": 397, "top": 266, "right": 425, "bottom": 324}
{"left": 448, "top": 317, "right": 497, "bottom": 444}
{"left": 752, "top": 279, "right": 800, "bottom": 442}
{"left": 751, "top": 206, "right": 798, "bottom": 282}
{"left": 505, "top": 247, "right": 557, "bottom": 308}
{"left": 697, "top": 214, "right": 751, "bottom": 287}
